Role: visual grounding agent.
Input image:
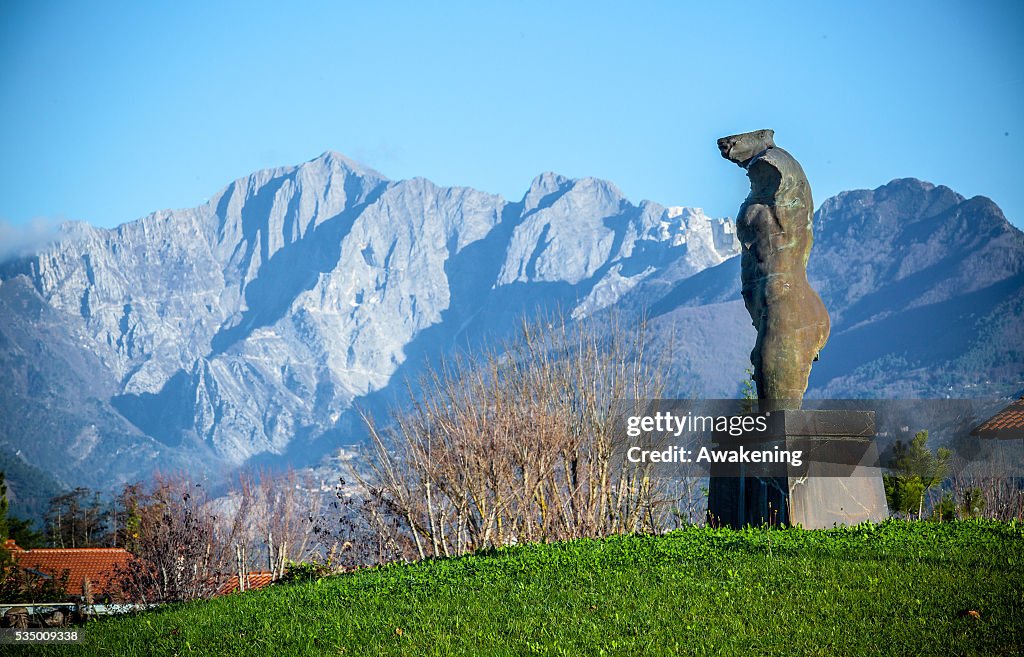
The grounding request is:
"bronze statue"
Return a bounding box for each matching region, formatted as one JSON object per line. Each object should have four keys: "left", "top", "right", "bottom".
{"left": 717, "top": 129, "right": 829, "bottom": 409}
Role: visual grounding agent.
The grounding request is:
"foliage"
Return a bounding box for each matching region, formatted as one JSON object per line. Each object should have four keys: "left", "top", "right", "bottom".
{"left": 279, "top": 560, "right": 334, "bottom": 584}
{"left": 106, "top": 470, "right": 325, "bottom": 603}
{"left": 934, "top": 492, "right": 957, "bottom": 522}
{"left": 884, "top": 474, "right": 925, "bottom": 517}
{"left": 950, "top": 461, "right": 1023, "bottom": 521}
{"left": 6, "top": 516, "right": 45, "bottom": 549}
{"left": 960, "top": 486, "right": 987, "bottom": 518}
{"left": 0, "top": 471, "right": 9, "bottom": 542}
{"left": 883, "top": 430, "right": 952, "bottom": 518}
{"left": 2, "top": 473, "right": 66, "bottom": 603}
{"left": 0, "top": 471, "right": 71, "bottom": 603}
{"left": 324, "top": 475, "right": 412, "bottom": 571}
{"left": 113, "top": 483, "right": 144, "bottom": 552}
{"left": 739, "top": 366, "right": 756, "bottom": 414}
{"left": 0, "top": 471, "right": 11, "bottom": 592}
{"left": 0, "top": 563, "right": 72, "bottom": 604}
{"left": 20, "top": 521, "right": 1024, "bottom": 656}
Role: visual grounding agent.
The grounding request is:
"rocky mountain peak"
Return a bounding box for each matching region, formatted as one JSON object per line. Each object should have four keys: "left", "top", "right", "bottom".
{"left": 312, "top": 150, "right": 390, "bottom": 181}
{"left": 1, "top": 162, "right": 1020, "bottom": 511}
{"left": 522, "top": 172, "right": 573, "bottom": 212}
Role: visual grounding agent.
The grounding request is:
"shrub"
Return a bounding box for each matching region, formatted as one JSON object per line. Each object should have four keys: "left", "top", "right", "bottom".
{"left": 279, "top": 560, "right": 334, "bottom": 583}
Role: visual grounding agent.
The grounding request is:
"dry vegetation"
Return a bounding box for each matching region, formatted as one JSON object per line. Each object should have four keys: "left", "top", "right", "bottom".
{"left": 111, "top": 469, "right": 325, "bottom": 603}
{"left": 354, "top": 313, "right": 700, "bottom": 560}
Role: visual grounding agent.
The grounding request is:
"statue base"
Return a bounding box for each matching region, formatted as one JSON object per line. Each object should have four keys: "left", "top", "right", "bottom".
{"left": 706, "top": 409, "right": 887, "bottom": 529}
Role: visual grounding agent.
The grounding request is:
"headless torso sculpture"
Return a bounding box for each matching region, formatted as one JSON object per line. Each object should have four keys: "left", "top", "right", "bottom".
{"left": 709, "top": 131, "right": 888, "bottom": 528}
{"left": 717, "top": 129, "right": 829, "bottom": 410}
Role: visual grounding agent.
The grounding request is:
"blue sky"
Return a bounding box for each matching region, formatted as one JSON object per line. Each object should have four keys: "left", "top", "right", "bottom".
{"left": 2, "top": 1, "right": 1022, "bottom": 231}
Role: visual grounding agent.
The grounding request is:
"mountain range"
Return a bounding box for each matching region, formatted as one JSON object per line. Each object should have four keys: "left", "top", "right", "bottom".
{"left": 1, "top": 152, "right": 1022, "bottom": 513}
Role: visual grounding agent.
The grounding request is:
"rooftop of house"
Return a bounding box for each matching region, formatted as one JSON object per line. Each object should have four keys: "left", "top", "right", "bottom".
{"left": 5, "top": 539, "right": 133, "bottom": 599}
{"left": 971, "top": 395, "right": 1024, "bottom": 439}
{"left": 217, "top": 572, "right": 276, "bottom": 596}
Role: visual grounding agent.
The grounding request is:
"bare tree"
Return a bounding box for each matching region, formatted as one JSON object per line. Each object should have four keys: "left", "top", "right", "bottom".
{"left": 356, "top": 311, "right": 685, "bottom": 560}
{"left": 949, "top": 451, "right": 1024, "bottom": 521}
{"left": 112, "top": 475, "right": 233, "bottom": 603}
{"left": 45, "top": 488, "right": 109, "bottom": 548}
{"left": 324, "top": 475, "right": 420, "bottom": 570}
{"left": 225, "top": 468, "right": 325, "bottom": 578}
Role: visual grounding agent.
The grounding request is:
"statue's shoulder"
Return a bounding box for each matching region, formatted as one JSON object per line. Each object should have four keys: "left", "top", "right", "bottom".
{"left": 754, "top": 147, "right": 807, "bottom": 180}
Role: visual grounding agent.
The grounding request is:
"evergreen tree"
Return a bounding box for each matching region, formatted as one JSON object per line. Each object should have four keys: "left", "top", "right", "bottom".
{"left": 1, "top": 472, "right": 10, "bottom": 574}
{"left": 0, "top": 472, "right": 44, "bottom": 548}
{"left": 0, "top": 472, "right": 9, "bottom": 542}
{"left": 1, "top": 472, "right": 14, "bottom": 599}
{"left": 883, "top": 430, "right": 952, "bottom": 519}
{"left": 0, "top": 474, "right": 66, "bottom": 603}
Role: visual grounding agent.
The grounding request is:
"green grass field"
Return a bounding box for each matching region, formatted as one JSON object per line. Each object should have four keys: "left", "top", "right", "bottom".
{"left": 23, "top": 521, "right": 1024, "bottom": 656}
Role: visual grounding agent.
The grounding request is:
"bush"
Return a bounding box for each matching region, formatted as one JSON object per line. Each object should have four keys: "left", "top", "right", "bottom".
{"left": 279, "top": 560, "right": 334, "bottom": 584}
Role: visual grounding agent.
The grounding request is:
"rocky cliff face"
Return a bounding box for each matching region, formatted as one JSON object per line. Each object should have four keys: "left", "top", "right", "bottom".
{"left": 1, "top": 156, "right": 1021, "bottom": 505}
{"left": 0, "top": 152, "right": 740, "bottom": 493}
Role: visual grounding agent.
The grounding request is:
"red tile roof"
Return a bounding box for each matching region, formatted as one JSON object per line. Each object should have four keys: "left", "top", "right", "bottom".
{"left": 11, "top": 547, "right": 134, "bottom": 598}
{"left": 971, "top": 396, "right": 1024, "bottom": 439}
{"left": 5, "top": 540, "right": 277, "bottom": 599}
{"left": 218, "top": 572, "right": 276, "bottom": 595}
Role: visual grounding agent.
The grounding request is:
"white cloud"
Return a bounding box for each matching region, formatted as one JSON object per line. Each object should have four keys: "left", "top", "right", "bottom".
{"left": 0, "top": 217, "right": 68, "bottom": 263}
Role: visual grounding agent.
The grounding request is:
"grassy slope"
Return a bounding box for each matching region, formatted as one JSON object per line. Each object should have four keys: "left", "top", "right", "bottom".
{"left": 27, "top": 521, "right": 1024, "bottom": 657}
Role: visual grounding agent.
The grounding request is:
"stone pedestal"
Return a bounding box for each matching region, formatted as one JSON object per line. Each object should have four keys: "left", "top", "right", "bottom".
{"left": 706, "top": 410, "right": 888, "bottom": 529}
